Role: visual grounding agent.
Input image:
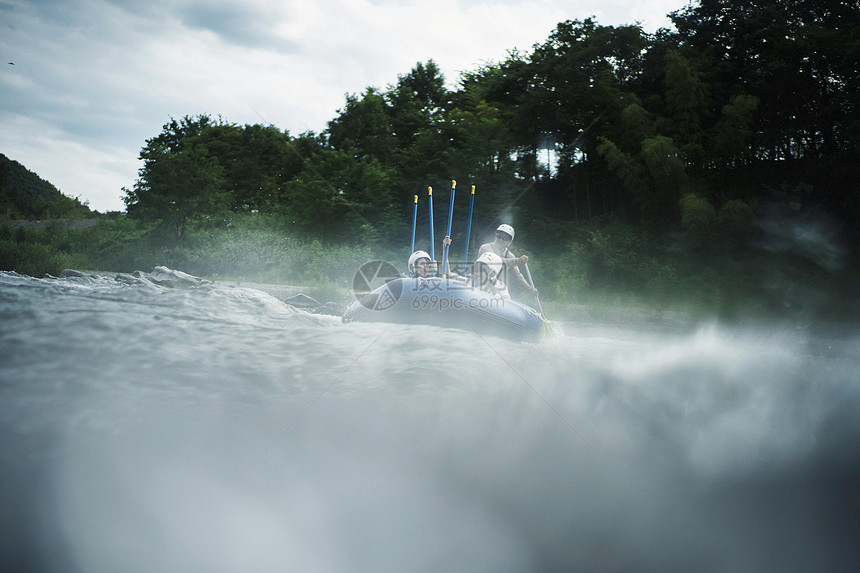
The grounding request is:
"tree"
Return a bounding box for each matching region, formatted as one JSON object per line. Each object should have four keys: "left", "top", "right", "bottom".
{"left": 670, "top": 0, "right": 860, "bottom": 161}
{"left": 662, "top": 50, "right": 708, "bottom": 165}
{"left": 597, "top": 105, "right": 688, "bottom": 224}
{"left": 385, "top": 60, "right": 449, "bottom": 149}
{"left": 517, "top": 20, "right": 650, "bottom": 165}
{"left": 124, "top": 116, "right": 228, "bottom": 239}
{"left": 327, "top": 88, "right": 396, "bottom": 161}
{"left": 203, "top": 122, "right": 304, "bottom": 213}
{"left": 711, "top": 93, "right": 759, "bottom": 172}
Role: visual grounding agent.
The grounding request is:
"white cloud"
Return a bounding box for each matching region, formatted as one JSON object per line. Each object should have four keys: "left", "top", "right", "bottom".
{"left": 4, "top": 114, "right": 139, "bottom": 210}
{"left": 0, "top": 0, "right": 679, "bottom": 212}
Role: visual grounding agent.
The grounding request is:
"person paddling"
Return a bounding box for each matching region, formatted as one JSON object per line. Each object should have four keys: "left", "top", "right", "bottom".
{"left": 478, "top": 224, "right": 537, "bottom": 298}
{"left": 442, "top": 236, "right": 511, "bottom": 301}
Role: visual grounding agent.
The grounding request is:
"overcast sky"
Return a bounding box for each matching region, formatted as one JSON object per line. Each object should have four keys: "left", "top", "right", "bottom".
{"left": 1, "top": 0, "right": 681, "bottom": 213}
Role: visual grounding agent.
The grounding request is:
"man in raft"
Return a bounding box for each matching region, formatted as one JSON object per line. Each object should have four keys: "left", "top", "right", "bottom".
{"left": 441, "top": 236, "right": 511, "bottom": 301}
{"left": 478, "top": 224, "right": 538, "bottom": 299}
{"left": 406, "top": 250, "right": 438, "bottom": 279}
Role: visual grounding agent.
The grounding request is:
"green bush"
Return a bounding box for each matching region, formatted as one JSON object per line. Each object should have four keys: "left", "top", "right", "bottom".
{"left": 4, "top": 213, "right": 854, "bottom": 322}
{"left": 546, "top": 241, "right": 590, "bottom": 300}
{"left": 539, "top": 219, "right": 681, "bottom": 307}
{"left": 0, "top": 238, "right": 73, "bottom": 276}
{"left": 680, "top": 193, "right": 716, "bottom": 234}
{"left": 716, "top": 199, "right": 755, "bottom": 250}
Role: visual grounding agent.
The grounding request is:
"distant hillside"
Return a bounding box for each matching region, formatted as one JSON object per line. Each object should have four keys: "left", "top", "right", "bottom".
{"left": 0, "top": 153, "right": 94, "bottom": 220}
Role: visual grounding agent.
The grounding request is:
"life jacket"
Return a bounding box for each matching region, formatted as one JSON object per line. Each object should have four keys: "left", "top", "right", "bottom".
{"left": 469, "top": 274, "right": 510, "bottom": 300}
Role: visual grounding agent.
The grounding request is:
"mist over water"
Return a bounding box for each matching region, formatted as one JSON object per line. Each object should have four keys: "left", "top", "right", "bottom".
{"left": 1, "top": 270, "right": 858, "bottom": 572}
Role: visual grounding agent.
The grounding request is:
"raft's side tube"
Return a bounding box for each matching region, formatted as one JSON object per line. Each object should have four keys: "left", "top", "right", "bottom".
{"left": 342, "top": 278, "right": 544, "bottom": 342}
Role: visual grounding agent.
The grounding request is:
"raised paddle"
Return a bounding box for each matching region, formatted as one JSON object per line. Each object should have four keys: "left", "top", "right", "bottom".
{"left": 428, "top": 186, "right": 435, "bottom": 272}
{"left": 442, "top": 180, "right": 456, "bottom": 278}
{"left": 463, "top": 185, "right": 475, "bottom": 265}
{"left": 410, "top": 194, "right": 418, "bottom": 254}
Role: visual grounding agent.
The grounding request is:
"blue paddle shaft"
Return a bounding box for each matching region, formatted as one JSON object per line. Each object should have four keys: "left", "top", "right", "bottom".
{"left": 428, "top": 187, "right": 435, "bottom": 263}
{"left": 410, "top": 195, "right": 418, "bottom": 254}
{"left": 463, "top": 185, "right": 475, "bottom": 263}
{"left": 442, "top": 180, "right": 456, "bottom": 276}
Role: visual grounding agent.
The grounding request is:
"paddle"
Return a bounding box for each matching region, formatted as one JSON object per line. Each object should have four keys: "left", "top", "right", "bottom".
{"left": 522, "top": 262, "right": 544, "bottom": 317}
{"left": 463, "top": 185, "right": 475, "bottom": 265}
{"left": 442, "top": 180, "right": 456, "bottom": 278}
{"left": 427, "top": 186, "right": 435, "bottom": 273}
{"left": 410, "top": 194, "right": 418, "bottom": 254}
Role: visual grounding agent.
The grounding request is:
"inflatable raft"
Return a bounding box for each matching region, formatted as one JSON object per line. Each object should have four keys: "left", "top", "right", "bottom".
{"left": 342, "top": 277, "right": 546, "bottom": 342}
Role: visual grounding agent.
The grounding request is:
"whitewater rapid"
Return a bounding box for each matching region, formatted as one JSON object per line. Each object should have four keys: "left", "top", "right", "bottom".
{"left": 1, "top": 269, "right": 857, "bottom": 572}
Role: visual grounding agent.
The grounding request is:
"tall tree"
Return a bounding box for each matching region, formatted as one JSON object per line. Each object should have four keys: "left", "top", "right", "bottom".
{"left": 385, "top": 60, "right": 449, "bottom": 149}
{"left": 124, "top": 116, "right": 228, "bottom": 239}
{"left": 203, "top": 122, "right": 304, "bottom": 213}
{"left": 662, "top": 50, "right": 708, "bottom": 165}
{"left": 670, "top": 0, "right": 860, "bottom": 160}
{"left": 327, "top": 88, "right": 396, "bottom": 162}
{"left": 519, "top": 20, "right": 649, "bottom": 164}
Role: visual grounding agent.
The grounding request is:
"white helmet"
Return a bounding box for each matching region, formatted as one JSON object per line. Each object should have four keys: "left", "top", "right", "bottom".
{"left": 408, "top": 250, "right": 431, "bottom": 274}
{"left": 496, "top": 224, "right": 515, "bottom": 240}
{"left": 475, "top": 251, "right": 503, "bottom": 279}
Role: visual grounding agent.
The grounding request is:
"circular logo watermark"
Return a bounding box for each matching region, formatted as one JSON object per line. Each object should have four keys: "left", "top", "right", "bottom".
{"left": 352, "top": 261, "right": 403, "bottom": 310}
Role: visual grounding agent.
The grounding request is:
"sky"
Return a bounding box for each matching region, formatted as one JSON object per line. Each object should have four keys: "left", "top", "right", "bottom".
{"left": 1, "top": 0, "right": 682, "bottom": 213}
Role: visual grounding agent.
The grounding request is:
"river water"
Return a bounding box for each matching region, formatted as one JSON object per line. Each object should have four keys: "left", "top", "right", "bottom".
{"left": 1, "top": 269, "right": 858, "bottom": 572}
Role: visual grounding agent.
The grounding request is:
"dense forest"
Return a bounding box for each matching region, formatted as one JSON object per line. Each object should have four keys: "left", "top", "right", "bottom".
{"left": 122, "top": 1, "right": 858, "bottom": 250}
{"left": 3, "top": 0, "right": 858, "bottom": 319}
{"left": 0, "top": 154, "right": 93, "bottom": 220}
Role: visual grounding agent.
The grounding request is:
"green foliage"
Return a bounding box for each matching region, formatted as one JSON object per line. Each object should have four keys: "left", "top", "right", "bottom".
{"left": 327, "top": 88, "right": 395, "bottom": 161}
{"left": 618, "top": 104, "right": 655, "bottom": 152}
{"left": 5, "top": 212, "right": 855, "bottom": 322}
{"left": 545, "top": 241, "right": 591, "bottom": 300}
{"left": 711, "top": 94, "right": 759, "bottom": 168}
{"left": 0, "top": 221, "right": 90, "bottom": 275}
{"left": 7, "top": 1, "right": 857, "bottom": 321}
{"left": 680, "top": 193, "right": 716, "bottom": 234}
{"left": 0, "top": 154, "right": 94, "bottom": 220}
{"left": 596, "top": 137, "right": 640, "bottom": 189}
{"left": 671, "top": 0, "right": 859, "bottom": 168}
{"left": 125, "top": 116, "right": 232, "bottom": 239}
{"left": 540, "top": 219, "right": 680, "bottom": 307}
{"left": 717, "top": 199, "right": 754, "bottom": 236}
{"left": 641, "top": 136, "right": 687, "bottom": 194}
{"left": 112, "top": 3, "right": 857, "bottom": 249}
{"left": 66, "top": 217, "right": 159, "bottom": 271}
{"left": 0, "top": 238, "right": 73, "bottom": 276}
{"left": 662, "top": 50, "right": 708, "bottom": 161}
{"left": 598, "top": 132, "right": 687, "bottom": 225}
